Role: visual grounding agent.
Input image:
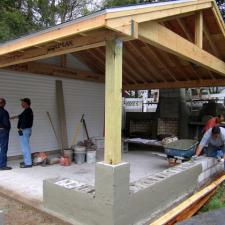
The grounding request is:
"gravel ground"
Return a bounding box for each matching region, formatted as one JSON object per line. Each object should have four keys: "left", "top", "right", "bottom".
{"left": 0, "top": 193, "right": 71, "bottom": 225}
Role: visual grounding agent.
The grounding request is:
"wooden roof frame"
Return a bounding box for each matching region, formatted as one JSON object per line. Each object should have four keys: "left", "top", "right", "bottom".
{"left": 0, "top": 0, "right": 225, "bottom": 89}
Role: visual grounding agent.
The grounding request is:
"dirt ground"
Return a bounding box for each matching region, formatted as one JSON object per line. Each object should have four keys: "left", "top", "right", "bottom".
{"left": 0, "top": 193, "right": 71, "bottom": 225}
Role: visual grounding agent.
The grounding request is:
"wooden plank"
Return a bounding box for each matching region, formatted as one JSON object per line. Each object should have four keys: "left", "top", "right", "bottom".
{"left": 106, "top": 1, "right": 212, "bottom": 29}
{"left": 0, "top": 29, "right": 111, "bottom": 68}
{"left": 0, "top": 15, "right": 106, "bottom": 56}
{"left": 150, "top": 175, "right": 225, "bottom": 225}
{"left": 104, "top": 39, "right": 123, "bottom": 164}
{"left": 7, "top": 62, "right": 104, "bottom": 83}
{"left": 124, "top": 78, "right": 225, "bottom": 90}
{"left": 138, "top": 21, "right": 225, "bottom": 76}
{"left": 195, "top": 11, "right": 203, "bottom": 48}
{"left": 56, "top": 80, "right": 68, "bottom": 152}
{"left": 106, "top": 0, "right": 212, "bottom": 21}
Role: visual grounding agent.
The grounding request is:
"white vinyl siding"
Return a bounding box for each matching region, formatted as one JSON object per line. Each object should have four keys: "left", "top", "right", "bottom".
{"left": 0, "top": 69, "right": 104, "bottom": 156}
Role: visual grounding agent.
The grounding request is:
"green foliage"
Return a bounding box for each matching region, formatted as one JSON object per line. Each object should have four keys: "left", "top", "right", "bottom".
{"left": 0, "top": 0, "right": 224, "bottom": 43}
{"left": 200, "top": 183, "right": 225, "bottom": 213}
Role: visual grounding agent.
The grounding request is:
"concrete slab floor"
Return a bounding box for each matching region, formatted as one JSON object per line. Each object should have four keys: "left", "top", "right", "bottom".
{"left": 0, "top": 150, "right": 169, "bottom": 204}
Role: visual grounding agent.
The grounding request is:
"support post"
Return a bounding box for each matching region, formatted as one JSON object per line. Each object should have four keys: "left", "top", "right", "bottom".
{"left": 195, "top": 11, "right": 203, "bottom": 48}
{"left": 104, "top": 39, "right": 123, "bottom": 164}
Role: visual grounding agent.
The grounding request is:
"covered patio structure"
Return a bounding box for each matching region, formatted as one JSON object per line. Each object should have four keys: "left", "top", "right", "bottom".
{"left": 0, "top": 0, "right": 225, "bottom": 224}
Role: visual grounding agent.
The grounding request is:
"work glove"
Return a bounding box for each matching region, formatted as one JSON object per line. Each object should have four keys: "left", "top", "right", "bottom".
{"left": 191, "top": 155, "right": 198, "bottom": 161}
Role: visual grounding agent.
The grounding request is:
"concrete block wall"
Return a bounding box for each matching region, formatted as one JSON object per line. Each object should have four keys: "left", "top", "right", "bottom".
{"left": 195, "top": 157, "right": 224, "bottom": 187}
{"left": 157, "top": 118, "right": 179, "bottom": 136}
{"left": 43, "top": 161, "right": 202, "bottom": 225}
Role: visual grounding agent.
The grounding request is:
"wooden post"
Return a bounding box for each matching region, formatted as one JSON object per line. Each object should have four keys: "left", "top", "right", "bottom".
{"left": 104, "top": 39, "right": 123, "bottom": 164}
{"left": 195, "top": 11, "right": 203, "bottom": 48}
{"left": 56, "top": 80, "right": 68, "bottom": 153}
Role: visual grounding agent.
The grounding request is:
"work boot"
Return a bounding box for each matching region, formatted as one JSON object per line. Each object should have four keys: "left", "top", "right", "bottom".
{"left": 20, "top": 164, "right": 32, "bottom": 168}
{"left": 0, "top": 166, "right": 12, "bottom": 170}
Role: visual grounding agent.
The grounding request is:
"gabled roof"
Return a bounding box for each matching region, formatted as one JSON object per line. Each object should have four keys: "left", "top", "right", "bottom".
{"left": 0, "top": 0, "right": 225, "bottom": 89}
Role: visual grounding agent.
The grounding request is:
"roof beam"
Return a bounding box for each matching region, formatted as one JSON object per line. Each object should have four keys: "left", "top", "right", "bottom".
{"left": 106, "top": 0, "right": 212, "bottom": 32}
{"left": 0, "top": 30, "right": 114, "bottom": 68}
{"left": 195, "top": 11, "right": 203, "bottom": 48}
{"left": 138, "top": 21, "right": 225, "bottom": 76}
{"left": 6, "top": 62, "right": 104, "bottom": 83}
{"left": 124, "top": 79, "right": 225, "bottom": 90}
{"left": 0, "top": 15, "right": 106, "bottom": 56}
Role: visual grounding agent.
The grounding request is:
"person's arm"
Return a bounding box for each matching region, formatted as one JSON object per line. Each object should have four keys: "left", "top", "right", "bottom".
{"left": 2, "top": 111, "right": 10, "bottom": 130}
{"left": 195, "top": 145, "right": 204, "bottom": 156}
{"left": 10, "top": 115, "right": 19, "bottom": 120}
{"left": 193, "top": 130, "right": 211, "bottom": 158}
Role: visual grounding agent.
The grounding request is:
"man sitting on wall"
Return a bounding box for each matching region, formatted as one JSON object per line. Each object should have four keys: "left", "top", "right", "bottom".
{"left": 193, "top": 126, "right": 225, "bottom": 169}
{"left": 202, "top": 114, "right": 224, "bottom": 133}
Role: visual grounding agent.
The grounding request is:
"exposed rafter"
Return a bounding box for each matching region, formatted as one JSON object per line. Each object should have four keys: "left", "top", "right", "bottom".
{"left": 124, "top": 79, "right": 225, "bottom": 90}
{"left": 7, "top": 62, "right": 104, "bottom": 83}
{"left": 138, "top": 21, "right": 225, "bottom": 76}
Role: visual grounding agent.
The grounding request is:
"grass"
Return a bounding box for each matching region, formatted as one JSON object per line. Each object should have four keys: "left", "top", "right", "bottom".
{"left": 200, "top": 182, "right": 225, "bottom": 213}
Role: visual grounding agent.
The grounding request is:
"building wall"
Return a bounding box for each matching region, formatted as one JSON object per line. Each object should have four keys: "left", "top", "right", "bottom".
{"left": 0, "top": 69, "right": 104, "bottom": 156}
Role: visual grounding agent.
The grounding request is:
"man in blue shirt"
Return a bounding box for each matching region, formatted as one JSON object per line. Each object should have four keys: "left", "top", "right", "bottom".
{"left": 194, "top": 126, "right": 225, "bottom": 169}
{"left": 0, "top": 98, "right": 12, "bottom": 170}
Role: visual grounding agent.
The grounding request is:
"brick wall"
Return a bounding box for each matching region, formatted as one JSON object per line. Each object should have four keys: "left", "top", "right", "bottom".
{"left": 157, "top": 118, "right": 179, "bottom": 136}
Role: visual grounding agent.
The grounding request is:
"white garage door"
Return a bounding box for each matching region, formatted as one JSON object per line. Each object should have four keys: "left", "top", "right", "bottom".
{"left": 0, "top": 69, "right": 104, "bottom": 156}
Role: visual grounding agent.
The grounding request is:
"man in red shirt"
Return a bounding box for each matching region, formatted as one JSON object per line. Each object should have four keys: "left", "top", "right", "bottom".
{"left": 203, "top": 114, "right": 224, "bottom": 133}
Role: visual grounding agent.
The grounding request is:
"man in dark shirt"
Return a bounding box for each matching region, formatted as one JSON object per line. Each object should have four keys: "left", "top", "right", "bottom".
{"left": 0, "top": 98, "right": 12, "bottom": 170}
{"left": 13, "top": 98, "right": 33, "bottom": 168}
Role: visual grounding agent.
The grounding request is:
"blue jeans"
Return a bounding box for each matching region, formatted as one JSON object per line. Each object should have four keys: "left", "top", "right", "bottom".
{"left": 0, "top": 129, "right": 9, "bottom": 168}
{"left": 19, "top": 128, "right": 32, "bottom": 166}
{"left": 205, "top": 144, "right": 225, "bottom": 158}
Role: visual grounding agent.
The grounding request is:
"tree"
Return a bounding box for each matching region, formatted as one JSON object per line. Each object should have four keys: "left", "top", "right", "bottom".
{"left": 216, "top": 0, "right": 225, "bottom": 20}
{"left": 0, "top": 0, "right": 36, "bottom": 42}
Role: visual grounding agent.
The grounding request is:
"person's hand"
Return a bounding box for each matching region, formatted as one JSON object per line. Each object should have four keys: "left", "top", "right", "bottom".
{"left": 191, "top": 155, "right": 198, "bottom": 161}
{"left": 10, "top": 115, "right": 18, "bottom": 120}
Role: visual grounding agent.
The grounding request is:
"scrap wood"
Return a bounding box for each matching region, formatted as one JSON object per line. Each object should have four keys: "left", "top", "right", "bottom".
{"left": 150, "top": 175, "right": 225, "bottom": 225}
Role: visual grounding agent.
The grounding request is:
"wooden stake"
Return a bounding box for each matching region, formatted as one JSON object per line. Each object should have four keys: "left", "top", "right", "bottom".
{"left": 104, "top": 39, "right": 123, "bottom": 164}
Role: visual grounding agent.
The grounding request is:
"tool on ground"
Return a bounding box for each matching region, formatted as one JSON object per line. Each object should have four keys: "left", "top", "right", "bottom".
{"left": 83, "top": 115, "right": 90, "bottom": 140}
{"left": 71, "top": 114, "right": 90, "bottom": 147}
{"left": 46, "top": 111, "right": 63, "bottom": 155}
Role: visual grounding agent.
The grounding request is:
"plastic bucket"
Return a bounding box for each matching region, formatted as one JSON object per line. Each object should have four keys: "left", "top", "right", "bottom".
{"left": 74, "top": 146, "right": 86, "bottom": 164}
{"left": 64, "top": 149, "right": 74, "bottom": 162}
{"left": 86, "top": 151, "right": 96, "bottom": 163}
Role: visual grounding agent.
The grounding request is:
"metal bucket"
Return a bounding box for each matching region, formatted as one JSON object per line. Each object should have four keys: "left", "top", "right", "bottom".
{"left": 86, "top": 150, "right": 96, "bottom": 163}
{"left": 74, "top": 146, "right": 86, "bottom": 164}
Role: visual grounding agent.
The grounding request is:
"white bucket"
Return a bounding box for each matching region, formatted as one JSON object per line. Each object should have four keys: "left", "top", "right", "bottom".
{"left": 74, "top": 146, "right": 86, "bottom": 164}
{"left": 86, "top": 151, "right": 96, "bottom": 164}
